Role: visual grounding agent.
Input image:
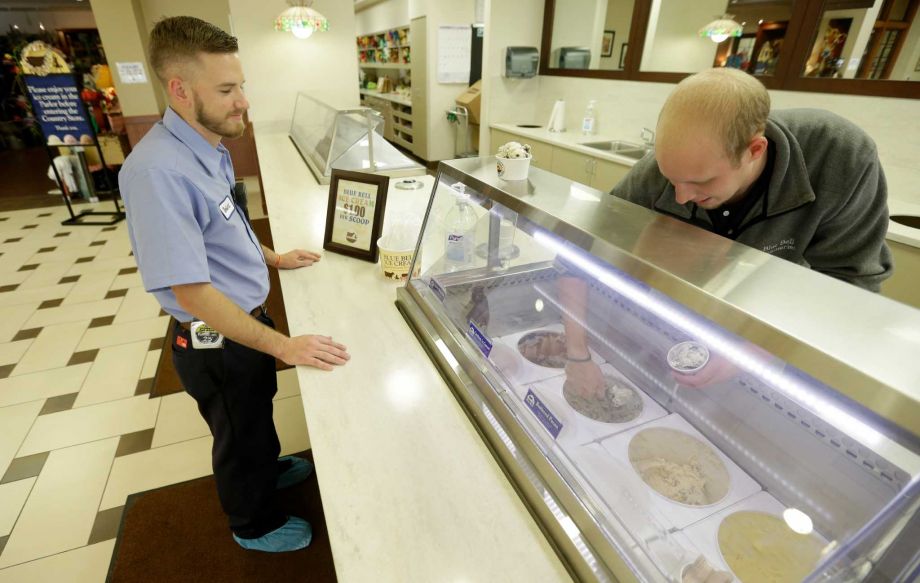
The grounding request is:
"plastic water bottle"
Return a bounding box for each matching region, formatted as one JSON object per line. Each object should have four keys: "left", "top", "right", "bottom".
{"left": 444, "top": 183, "right": 477, "bottom": 271}
{"left": 582, "top": 99, "right": 597, "bottom": 135}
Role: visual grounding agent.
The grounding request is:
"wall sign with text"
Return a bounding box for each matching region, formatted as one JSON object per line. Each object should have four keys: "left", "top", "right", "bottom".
{"left": 323, "top": 169, "right": 389, "bottom": 262}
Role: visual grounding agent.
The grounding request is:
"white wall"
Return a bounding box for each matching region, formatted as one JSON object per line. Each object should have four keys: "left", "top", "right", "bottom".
{"left": 227, "top": 0, "right": 360, "bottom": 130}
{"left": 355, "top": 0, "right": 409, "bottom": 35}
{"left": 412, "top": 0, "right": 476, "bottom": 161}
{"left": 0, "top": 9, "right": 96, "bottom": 34}
{"left": 480, "top": 0, "right": 544, "bottom": 154}
{"left": 641, "top": 0, "right": 724, "bottom": 72}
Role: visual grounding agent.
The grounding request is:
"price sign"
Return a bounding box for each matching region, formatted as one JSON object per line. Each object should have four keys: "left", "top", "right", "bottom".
{"left": 323, "top": 169, "right": 389, "bottom": 262}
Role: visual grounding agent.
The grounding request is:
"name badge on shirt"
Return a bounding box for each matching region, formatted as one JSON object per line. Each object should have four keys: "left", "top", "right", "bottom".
{"left": 219, "top": 195, "right": 235, "bottom": 220}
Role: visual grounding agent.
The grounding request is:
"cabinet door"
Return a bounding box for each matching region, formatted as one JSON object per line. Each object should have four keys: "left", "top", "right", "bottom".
{"left": 591, "top": 158, "right": 632, "bottom": 193}
{"left": 551, "top": 147, "right": 592, "bottom": 186}
{"left": 529, "top": 140, "right": 553, "bottom": 170}
{"left": 490, "top": 129, "right": 517, "bottom": 151}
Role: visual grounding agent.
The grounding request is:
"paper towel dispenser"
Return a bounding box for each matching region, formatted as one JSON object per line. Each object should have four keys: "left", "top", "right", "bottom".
{"left": 505, "top": 47, "right": 539, "bottom": 78}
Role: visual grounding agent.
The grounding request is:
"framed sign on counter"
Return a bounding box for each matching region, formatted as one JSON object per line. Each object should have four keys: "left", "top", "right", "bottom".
{"left": 323, "top": 169, "right": 389, "bottom": 262}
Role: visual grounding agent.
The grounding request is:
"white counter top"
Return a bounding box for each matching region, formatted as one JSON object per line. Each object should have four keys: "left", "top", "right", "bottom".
{"left": 887, "top": 197, "right": 920, "bottom": 249}
{"left": 491, "top": 123, "right": 920, "bottom": 249}
{"left": 490, "top": 122, "right": 642, "bottom": 167}
{"left": 359, "top": 88, "right": 412, "bottom": 108}
{"left": 253, "top": 129, "right": 571, "bottom": 582}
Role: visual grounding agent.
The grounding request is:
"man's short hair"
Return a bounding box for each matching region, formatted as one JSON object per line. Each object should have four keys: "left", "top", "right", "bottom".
{"left": 148, "top": 16, "right": 238, "bottom": 83}
{"left": 660, "top": 68, "right": 770, "bottom": 165}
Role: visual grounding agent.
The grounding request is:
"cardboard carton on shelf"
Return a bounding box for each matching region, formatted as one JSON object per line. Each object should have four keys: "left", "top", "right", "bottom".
{"left": 455, "top": 80, "right": 481, "bottom": 125}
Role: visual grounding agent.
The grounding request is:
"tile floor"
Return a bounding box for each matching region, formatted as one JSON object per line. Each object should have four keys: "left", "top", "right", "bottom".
{"left": 0, "top": 201, "right": 309, "bottom": 582}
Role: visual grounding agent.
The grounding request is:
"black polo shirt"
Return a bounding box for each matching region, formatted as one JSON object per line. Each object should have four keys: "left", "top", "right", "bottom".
{"left": 706, "top": 139, "right": 775, "bottom": 239}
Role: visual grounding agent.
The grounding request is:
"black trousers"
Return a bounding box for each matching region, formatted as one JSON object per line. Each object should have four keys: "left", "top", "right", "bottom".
{"left": 171, "top": 312, "right": 286, "bottom": 539}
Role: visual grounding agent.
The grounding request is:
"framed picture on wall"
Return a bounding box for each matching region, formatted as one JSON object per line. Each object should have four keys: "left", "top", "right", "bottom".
{"left": 323, "top": 169, "right": 389, "bottom": 263}
{"left": 602, "top": 30, "right": 615, "bottom": 58}
{"left": 618, "top": 43, "right": 629, "bottom": 69}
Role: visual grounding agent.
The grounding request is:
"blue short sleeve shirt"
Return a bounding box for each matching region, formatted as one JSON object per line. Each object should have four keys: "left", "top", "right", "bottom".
{"left": 118, "top": 107, "right": 269, "bottom": 322}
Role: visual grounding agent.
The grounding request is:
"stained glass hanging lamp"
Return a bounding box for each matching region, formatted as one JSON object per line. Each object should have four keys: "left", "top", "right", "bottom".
{"left": 274, "top": 0, "right": 329, "bottom": 40}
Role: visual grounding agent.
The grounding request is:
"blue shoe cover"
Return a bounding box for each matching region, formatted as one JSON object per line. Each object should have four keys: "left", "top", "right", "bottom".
{"left": 233, "top": 516, "right": 312, "bottom": 552}
{"left": 277, "top": 455, "right": 314, "bottom": 489}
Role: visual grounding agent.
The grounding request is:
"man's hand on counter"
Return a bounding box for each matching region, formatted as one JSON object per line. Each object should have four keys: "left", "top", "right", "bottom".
{"left": 278, "top": 248, "right": 322, "bottom": 269}
{"left": 262, "top": 245, "right": 322, "bottom": 270}
{"left": 279, "top": 334, "right": 350, "bottom": 371}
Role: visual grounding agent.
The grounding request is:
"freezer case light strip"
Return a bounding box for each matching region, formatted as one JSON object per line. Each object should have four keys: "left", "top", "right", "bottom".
{"left": 532, "top": 230, "right": 886, "bottom": 449}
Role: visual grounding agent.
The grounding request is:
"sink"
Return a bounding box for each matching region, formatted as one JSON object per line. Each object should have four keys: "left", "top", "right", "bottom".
{"left": 581, "top": 140, "right": 651, "bottom": 161}
{"left": 891, "top": 215, "right": 920, "bottom": 229}
{"left": 612, "top": 148, "right": 650, "bottom": 161}
{"left": 581, "top": 140, "right": 643, "bottom": 152}
{"left": 516, "top": 124, "right": 542, "bottom": 128}
{"left": 581, "top": 140, "right": 650, "bottom": 159}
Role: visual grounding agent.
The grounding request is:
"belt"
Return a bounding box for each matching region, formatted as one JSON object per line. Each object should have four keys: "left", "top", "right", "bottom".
{"left": 176, "top": 304, "right": 266, "bottom": 331}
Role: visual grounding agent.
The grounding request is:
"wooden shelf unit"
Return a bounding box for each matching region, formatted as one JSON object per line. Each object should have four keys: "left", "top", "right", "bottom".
{"left": 358, "top": 25, "right": 414, "bottom": 150}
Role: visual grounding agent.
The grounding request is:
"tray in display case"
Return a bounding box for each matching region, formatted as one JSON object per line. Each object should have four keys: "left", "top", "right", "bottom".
{"left": 396, "top": 158, "right": 920, "bottom": 582}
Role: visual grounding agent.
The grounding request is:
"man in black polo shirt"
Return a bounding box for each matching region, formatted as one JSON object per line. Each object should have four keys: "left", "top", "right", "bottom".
{"left": 612, "top": 67, "right": 891, "bottom": 291}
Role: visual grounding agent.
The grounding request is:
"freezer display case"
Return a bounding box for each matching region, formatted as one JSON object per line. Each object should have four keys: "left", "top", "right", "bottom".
{"left": 288, "top": 92, "right": 424, "bottom": 184}
{"left": 396, "top": 158, "right": 920, "bottom": 582}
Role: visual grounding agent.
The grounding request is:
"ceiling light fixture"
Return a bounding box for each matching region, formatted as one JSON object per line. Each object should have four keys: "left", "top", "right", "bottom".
{"left": 274, "top": 0, "right": 329, "bottom": 40}
{"left": 699, "top": 15, "right": 743, "bottom": 44}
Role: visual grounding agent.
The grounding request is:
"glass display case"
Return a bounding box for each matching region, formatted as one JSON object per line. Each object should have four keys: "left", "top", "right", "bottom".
{"left": 289, "top": 92, "right": 424, "bottom": 184}
{"left": 395, "top": 158, "right": 920, "bottom": 582}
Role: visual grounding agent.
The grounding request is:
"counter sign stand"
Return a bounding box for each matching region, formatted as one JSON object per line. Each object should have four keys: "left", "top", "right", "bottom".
{"left": 323, "top": 169, "right": 388, "bottom": 262}
{"left": 20, "top": 41, "right": 124, "bottom": 226}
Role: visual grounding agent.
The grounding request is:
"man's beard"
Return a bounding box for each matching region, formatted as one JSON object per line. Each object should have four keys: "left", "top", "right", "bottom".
{"left": 193, "top": 94, "right": 245, "bottom": 140}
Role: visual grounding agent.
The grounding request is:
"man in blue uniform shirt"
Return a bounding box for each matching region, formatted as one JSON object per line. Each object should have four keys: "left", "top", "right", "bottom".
{"left": 119, "top": 16, "right": 350, "bottom": 553}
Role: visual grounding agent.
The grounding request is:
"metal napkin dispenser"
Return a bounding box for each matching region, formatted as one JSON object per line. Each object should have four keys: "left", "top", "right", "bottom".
{"left": 505, "top": 47, "right": 539, "bottom": 78}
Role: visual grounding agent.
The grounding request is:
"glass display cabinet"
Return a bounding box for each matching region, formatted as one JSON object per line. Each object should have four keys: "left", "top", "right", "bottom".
{"left": 395, "top": 158, "right": 920, "bottom": 582}
{"left": 289, "top": 92, "right": 424, "bottom": 184}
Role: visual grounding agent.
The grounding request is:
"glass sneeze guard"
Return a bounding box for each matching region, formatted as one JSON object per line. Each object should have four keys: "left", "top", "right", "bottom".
{"left": 289, "top": 93, "right": 424, "bottom": 184}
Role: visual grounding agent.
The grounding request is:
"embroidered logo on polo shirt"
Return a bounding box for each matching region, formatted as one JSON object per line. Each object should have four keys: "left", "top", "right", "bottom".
{"left": 219, "top": 195, "right": 235, "bottom": 220}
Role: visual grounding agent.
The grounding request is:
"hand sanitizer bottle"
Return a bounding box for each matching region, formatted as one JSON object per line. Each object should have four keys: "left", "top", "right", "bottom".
{"left": 582, "top": 100, "right": 597, "bottom": 135}
{"left": 444, "top": 183, "right": 477, "bottom": 271}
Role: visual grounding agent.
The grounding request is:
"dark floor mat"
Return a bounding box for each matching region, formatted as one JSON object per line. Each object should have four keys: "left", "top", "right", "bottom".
{"left": 107, "top": 451, "right": 336, "bottom": 583}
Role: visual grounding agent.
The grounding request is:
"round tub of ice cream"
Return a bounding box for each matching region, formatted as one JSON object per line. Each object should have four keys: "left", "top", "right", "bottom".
{"left": 517, "top": 330, "right": 567, "bottom": 369}
{"left": 562, "top": 375, "right": 643, "bottom": 423}
{"left": 717, "top": 511, "right": 824, "bottom": 583}
{"left": 627, "top": 427, "right": 730, "bottom": 507}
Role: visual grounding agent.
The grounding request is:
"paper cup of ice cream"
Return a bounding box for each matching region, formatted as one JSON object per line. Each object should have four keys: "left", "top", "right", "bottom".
{"left": 377, "top": 236, "right": 420, "bottom": 281}
{"left": 667, "top": 341, "right": 710, "bottom": 375}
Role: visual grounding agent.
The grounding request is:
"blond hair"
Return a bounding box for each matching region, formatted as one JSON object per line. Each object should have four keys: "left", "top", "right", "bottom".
{"left": 659, "top": 68, "right": 770, "bottom": 165}
{"left": 148, "top": 16, "right": 238, "bottom": 83}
